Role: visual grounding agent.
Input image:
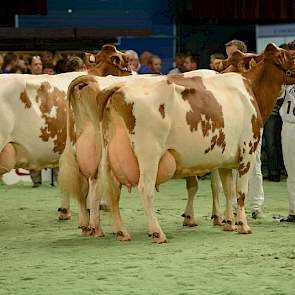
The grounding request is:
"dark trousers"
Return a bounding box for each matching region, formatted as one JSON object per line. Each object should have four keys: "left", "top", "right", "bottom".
{"left": 262, "top": 115, "right": 284, "bottom": 178}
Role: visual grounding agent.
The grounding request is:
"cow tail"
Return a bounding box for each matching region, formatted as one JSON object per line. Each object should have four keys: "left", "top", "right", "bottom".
{"left": 96, "top": 85, "right": 121, "bottom": 122}
{"left": 58, "top": 75, "right": 96, "bottom": 202}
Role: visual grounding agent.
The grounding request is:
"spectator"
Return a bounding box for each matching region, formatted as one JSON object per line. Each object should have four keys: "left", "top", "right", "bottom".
{"left": 1, "top": 52, "right": 18, "bottom": 73}
{"left": 168, "top": 52, "right": 186, "bottom": 74}
{"left": 17, "top": 58, "right": 29, "bottom": 74}
{"left": 183, "top": 54, "right": 198, "bottom": 72}
{"left": 209, "top": 53, "right": 225, "bottom": 70}
{"left": 41, "top": 50, "right": 54, "bottom": 66}
{"left": 43, "top": 63, "right": 55, "bottom": 75}
{"left": 64, "top": 56, "right": 86, "bottom": 72}
{"left": 29, "top": 55, "right": 43, "bottom": 75}
{"left": 125, "top": 50, "right": 152, "bottom": 74}
{"left": 140, "top": 51, "right": 153, "bottom": 66}
{"left": 148, "top": 55, "right": 162, "bottom": 74}
{"left": 54, "top": 58, "right": 67, "bottom": 74}
{"left": 225, "top": 39, "right": 247, "bottom": 57}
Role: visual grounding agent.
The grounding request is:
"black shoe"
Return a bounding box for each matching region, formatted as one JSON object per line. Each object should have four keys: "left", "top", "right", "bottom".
{"left": 280, "top": 215, "right": 295, "bottom": 222}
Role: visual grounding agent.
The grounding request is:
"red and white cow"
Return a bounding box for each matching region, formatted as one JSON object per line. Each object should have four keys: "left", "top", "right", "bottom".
{"left": 92, "top": 43, "right": 295, "bottom": 243}
{"left": 0, "top": 44, "right": 131, "bottom": 219}
{"left": 59, "top": 69, "right": 219, "bottom": 239}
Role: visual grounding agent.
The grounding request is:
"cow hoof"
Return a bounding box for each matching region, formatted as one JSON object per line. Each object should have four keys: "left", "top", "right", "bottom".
{"left": 80, "top": 226, "right": 91, "bottom": 237}
{"left": 237, "top": 223, "right": 252, "bottom": 234}
{"left": 58, "top": 208, "right": 71, "bottom": 220}
{"left": 212, "top": 215, "right": 225, "bottom": 226}
{"left": 152, "top": 232, "right": 167, "bottom": 244}
{"left": 89, "top": 227, "right": 104, "bottom": 238}
{"left": 116, "top": 231, "right": 131, "bottom": 241}
{"left": 223, "top": 222, "right": 237, "bottom": 232}
{"left": 183, "top": 219, "right": 198, "bottom": 227}
{"left": 182, "top": 213, "right": 198, "bottom": 227}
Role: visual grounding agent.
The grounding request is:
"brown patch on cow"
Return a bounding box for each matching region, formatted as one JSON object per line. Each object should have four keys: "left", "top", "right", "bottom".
{"left": 110, "top": 90, "right": 136, "bottom": 134}
{"left": 169, "top": 76, "right": 226, "bottom": 153}
{"left": 216, "top": 130, "right": 226, "bottom": 153}
{"left": 36, "top": 82, "right": 68, "bottom": 154}
{"left": 159, "top": 104, "right": 165, "bottom": 119}
{"left": 19, "top": 91, "right": 32, "bottom": 109}
{"left": 249, "top": 115, "right": 261, "bottom": 154}
{"left": 238, "top": 160, "right": 250, "bottom": 176}
{"left": 237, "top": 192, "right": 246, "bottom": 206}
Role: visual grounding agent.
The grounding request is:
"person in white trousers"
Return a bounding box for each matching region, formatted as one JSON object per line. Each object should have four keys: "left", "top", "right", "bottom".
{"left": 280, "top": 84, "right": 295, "bottom": 222}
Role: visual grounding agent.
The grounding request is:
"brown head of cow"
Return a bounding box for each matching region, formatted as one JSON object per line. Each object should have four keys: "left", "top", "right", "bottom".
{"left": 263, "top": 43, "right": 295, "bottom": 84}
{"left": 85, "top": 44, "right": 132, "bottom": 77}
{"left": 223, "top": 43, "right": 295, "bottom": 80}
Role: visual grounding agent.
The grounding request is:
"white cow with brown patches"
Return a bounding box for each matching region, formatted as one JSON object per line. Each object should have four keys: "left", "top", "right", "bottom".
{"left": 59, "top": 69, "right": 219, "bottom": 239}
{"left": 0, "top": 44, "right": 132, "bottom": 220}
{"left": 93, "top": 43, "right": 295, "bottom": 243}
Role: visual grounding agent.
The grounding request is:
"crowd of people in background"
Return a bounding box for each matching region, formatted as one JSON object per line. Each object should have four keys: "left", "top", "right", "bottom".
{"left": 0, "top": 41, "right": 294, "bottom": 222}
{"left": 0, "top": 50, "right": 87, "bottom": 75}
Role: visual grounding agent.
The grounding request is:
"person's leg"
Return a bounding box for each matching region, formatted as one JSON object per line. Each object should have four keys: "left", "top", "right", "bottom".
{"left": 248, "top": 132, "right": 264, "bottom": 218}
{"left": 263, "top": 115, "right": 281, "bottom": 181}
{"left": 281, "top": 122, "right": 295, "bottom": 222}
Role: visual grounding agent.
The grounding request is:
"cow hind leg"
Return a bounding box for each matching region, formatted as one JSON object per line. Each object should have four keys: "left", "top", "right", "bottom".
{"left": 109, "top": 182, "right": 131, "bottom": 241}
{"left": 236, "top": 174, "right": 252, "bottom": 234}
{"left": 137, "top": 150, "right": 167, "bottom": 244}
{"left": 182, "top": 176, "right": 198, "bottom": 227}
{"left": 58, "top": 144, "right": 88, "bottom": 228}
{"left": 58, "top": 193, "right": 72, "bottom": 220}
{"left": 0, "top": 143, "right": 16, "bottom": 175}
{"left": 210, "top": 169, "right": 225, "bottom": 226}
{"left": 218, "top": 168, "right": 236, "bottom": 232}
{"left": 87, "top": 178, "right": 104, "bottom": 238}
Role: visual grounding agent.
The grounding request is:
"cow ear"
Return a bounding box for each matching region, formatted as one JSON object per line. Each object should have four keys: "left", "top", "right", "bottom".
{"left": 224, "top": 50, "right": 244, "bottom": 68}
{"left": 110, "top": 55, "right": 121, "bottom": 67}
{"left": 265, "top": 43, "right": 279, "bottom": 54}
{"left": 264, "top": 43, "right": 285, "bottom": 63}
{"left": 101, "top": 44, "right": 117, "bottom": 54}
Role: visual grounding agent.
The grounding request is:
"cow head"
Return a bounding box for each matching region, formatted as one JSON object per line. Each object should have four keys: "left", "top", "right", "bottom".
{"left": 222, "top": 51, "right": 263, "bottom": 73}
{"left": 263, "top": 43, "right": 295, "bottom": 85}
{"left": 86, "top": 44, "right": 132, "bottom": 77}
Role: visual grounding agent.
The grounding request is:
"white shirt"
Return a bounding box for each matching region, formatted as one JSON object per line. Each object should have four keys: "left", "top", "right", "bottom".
{"left": 280, "top": 85, "right": 295, "bottom": 123}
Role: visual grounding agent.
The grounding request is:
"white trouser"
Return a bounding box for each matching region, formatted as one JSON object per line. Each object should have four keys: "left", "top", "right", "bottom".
{"left": 248, "top": 135, "right": 264, "bottom": 211}
{"left": 282, "top": 122, "right": 295, "bottom": 215}
{"left": 232, "top": 131, "right": 264, "bottom": 211}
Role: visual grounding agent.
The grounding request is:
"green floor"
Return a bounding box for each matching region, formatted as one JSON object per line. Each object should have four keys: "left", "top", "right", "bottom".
{"left": 0, "top": 179, "right": 294, "bottom": 295}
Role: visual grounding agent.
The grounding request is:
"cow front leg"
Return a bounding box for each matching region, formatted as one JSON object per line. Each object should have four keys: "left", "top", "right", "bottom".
{"left": 210, "top": 169, "right": 225, "bottom": 226}
{"left": 218, "top": 168, "right": 236, "bottom": 231}
{"left": 182, "top": 176, "right": 198, "bottom": 226}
